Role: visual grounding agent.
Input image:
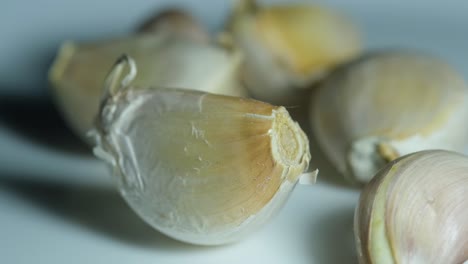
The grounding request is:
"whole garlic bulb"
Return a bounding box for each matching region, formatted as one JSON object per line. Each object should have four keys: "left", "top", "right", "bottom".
{"left": 311, "top": 52, "right": 468, "bottom": 184}
{"left": 355, "top": 150, "right": 468, "bottom": 263}
{"left": 229, "top": 0, "right": 361, "bottom": 104}
{"left": 49, "top": 14, "right": 244, "bottom": 142}
{"left": 92, "top": 56, "right": 311, "bottom": 245}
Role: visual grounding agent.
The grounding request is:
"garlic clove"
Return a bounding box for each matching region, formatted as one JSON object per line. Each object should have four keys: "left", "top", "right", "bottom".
{"left": 228, "top": 0, "right": 361, "bottom": 104}
{"left": 311, "top": 52, "right": 468, "bottom": 185}
{"left": 137, "top": 9, "right": 210, "bottom": 43}
{"left": 91, "top": 55, "right": 311, "bottom": 245}
{"left": 355, "top": 150, "right": 468, "bottom": 263}
{"left": 49, "top": 32, "right": 245, "bottom": 142}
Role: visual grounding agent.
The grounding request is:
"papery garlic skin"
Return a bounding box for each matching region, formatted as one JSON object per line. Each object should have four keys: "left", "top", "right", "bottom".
{"left": 311, "top": 52, "right": 468, "bottom": 184}
{"left": 229, "top": 0, "right": 361, "bottom": 104}
{"left": 355, "top": 150, "right": 468, "bottom": 264}
{"left": 92, "top": 57, "right": 311, "bottom": 245}
{"left": 49, "top": 34, "right": 244, "bottom": 142}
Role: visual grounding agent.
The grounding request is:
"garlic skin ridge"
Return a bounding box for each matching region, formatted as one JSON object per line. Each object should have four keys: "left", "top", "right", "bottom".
{"left": 311, "top": 52, "right": 468, "bottom": 184}
{"left": 92, "top": 56, "right": 311, "bottom": 245}
{"left": 355, "top": 150, "right": 468, "bottom": 264}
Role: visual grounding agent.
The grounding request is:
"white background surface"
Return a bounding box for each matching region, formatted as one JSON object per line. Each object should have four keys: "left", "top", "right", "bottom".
{"left": 1, "top": 0, "right": 468, "bottom": 263}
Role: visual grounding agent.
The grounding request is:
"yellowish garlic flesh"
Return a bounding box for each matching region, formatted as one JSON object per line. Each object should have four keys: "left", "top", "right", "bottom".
{"left": 229, "top": 0, "right": 361, "bottom": 104}
{"left": 92, "top": 56, "right": 311, "bottom": 245}
{"left": 355, "top": 150, "right": 468, "bottom": 263}
{"left": 49, "top": 32, "right": 244, "bottom": 142}
{"left": 311, "top": 52, "right": 468, "bottom": 184}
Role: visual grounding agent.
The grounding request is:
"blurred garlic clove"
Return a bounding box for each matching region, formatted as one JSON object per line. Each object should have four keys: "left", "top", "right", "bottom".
{"left": 228, "top": 0, "right": 361, "bottom": 105}
{"left": 91, "top": 55, "right": 311, "bottom": 245}
{"left": 137, "top": 9, "right": 210, "bottom": 43}
{"left": 355, "top": 150, "right": 468, "bottom": 263}
{"left": 49, "top": 32, "right": 245, "bottom": 142}
{"left": 311, "top": 52, "right": 468, "bottom": 185}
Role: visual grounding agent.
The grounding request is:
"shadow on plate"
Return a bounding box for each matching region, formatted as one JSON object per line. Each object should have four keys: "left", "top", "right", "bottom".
{"left": 0, "top": 96, "right": 90, "bottom": 155}
{"left": 0, "top": 178, "right": 206, "bottom": 252}
{"left": 309, "top": 206, "right": 358, "bottom": 264}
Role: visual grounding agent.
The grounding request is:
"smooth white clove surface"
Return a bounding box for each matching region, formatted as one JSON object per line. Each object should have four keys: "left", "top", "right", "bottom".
{"left": 311, "top": 52, "right": 468, "bottom": 184}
